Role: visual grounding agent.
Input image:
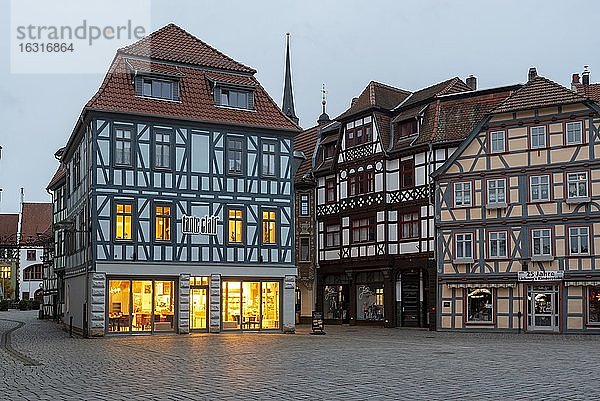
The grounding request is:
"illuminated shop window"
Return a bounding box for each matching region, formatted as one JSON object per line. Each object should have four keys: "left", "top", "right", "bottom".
{"left": 115, "top": 203, "right": 132, "bottom": 240}
{"left": 466, "top": 288, "right": 493, "bottom": 323}
{"left": 588, "top": 286, "right": 600, "bottom": 324}
{"left": 356, "top": 285, "right": 384, "bottom": 321}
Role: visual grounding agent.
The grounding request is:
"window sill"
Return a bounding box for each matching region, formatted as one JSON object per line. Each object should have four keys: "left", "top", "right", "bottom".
{"left": 136, "top": 95, "right": 181, "bottom": 103}
{"left": 453, "top": 257, "right": 474, "bottom": 264}
{"left": 486, "top": 202, "right": 507, "bottom": 210}
{"left": 531, "top": 255, "right": 554, "bottom": 262}
{"left": 566, "top": 197, "right": 590, "bottom": 205}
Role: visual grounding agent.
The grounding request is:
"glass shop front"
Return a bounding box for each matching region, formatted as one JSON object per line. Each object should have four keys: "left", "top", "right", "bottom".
{"left": 107, "top": 278, "right": 176, "bottom": 334}
{"left": 221, "top": 279, "right": 281, "bottom": 331}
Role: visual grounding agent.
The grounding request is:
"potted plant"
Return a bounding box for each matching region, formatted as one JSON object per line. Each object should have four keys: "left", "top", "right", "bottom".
{"left": 0, "top": 299, "right": 8, "bottom": 311}
{"left": 18, "top": 299, "right": 28, "bottom": 311}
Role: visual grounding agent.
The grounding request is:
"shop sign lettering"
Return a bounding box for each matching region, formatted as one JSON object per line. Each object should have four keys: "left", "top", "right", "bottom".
{"left": 518, "top": 271, "right": 564, "bottom": 282}
{"left": 182, "top": 215, "right": 219, "bottom": 235}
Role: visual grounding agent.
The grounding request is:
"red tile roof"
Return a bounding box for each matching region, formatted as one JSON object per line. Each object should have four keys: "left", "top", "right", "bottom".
{"left": 336, "top": 81, "right": 410, "bottom": 120}
{"left": 574, "top": 83, "right": 600, "bottom": 103}
{"left": 84, "top": 24, "right": 300, "bottom": 133}
{"left": 47, "top": 164, "right": 66, "bottom": 190}
{"left": 119, "top": 24, "right": 255, "bottom": 73}
{"left": 0, "top": 214, "right": 19, "bottom": 246}
{"left": 494, "top": 76, "right": 587, "bottom": 113}
{"left": 396, "top": 77, "right": 472, "bottom": 110}
{"left": 294, "top": 124, "right": 321, "bottom": 182}
{"left": 20, "top": 203, "right": 52, "bottom": 246}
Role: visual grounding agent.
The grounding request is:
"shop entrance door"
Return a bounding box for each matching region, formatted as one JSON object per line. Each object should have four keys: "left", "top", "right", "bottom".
{"left": 190, "top": 288, "right": 208, "bottom": 331}
{"left": 528, "top": 285, "right": 559, "bottom": 332}
{"left": 401, "top": 272, "right": 420, "bottom": 327}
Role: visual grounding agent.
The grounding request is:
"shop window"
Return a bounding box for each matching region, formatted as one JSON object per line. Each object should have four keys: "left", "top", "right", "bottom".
{"left": 222, "top": 281, "right": 241, "bottom": 330}
{"left": 566, "top": 121, "right": 582, "bottom": 145}
{"left": 325, "top": 223, "right": 341, "bottom": 248}
{"left": 399, "top": 211, "right": 419, "bottom": 240}
{"left": 242, "top": 282, "right": 261, "bottom": 330}
{"left": 299, "top": 237, "right": 310, "bottom": 261}
{"left": 351, "top": 216, "right": 375, "bottom": 243}
{"left": 226, "top": 137, "right": 243, "bottom": 174}
{"left": 190, "top": 287, "right": 208, "bottom": 330}
{"left": 115, "top": 203, "right": 133, "bottom": 240}
{"left": 530, "top": 175, "right": 550, "bottom": 202}
{"left": 567, "top": 172, "right": 588, "bottom": 199}
{"left": 400, "top": 160, "right": 414, "bottom": 189}
{"left": 466, "top": 288, "right": 493, "bottom": 323}
{"left": 108, "top": 280, "right": 131, "bottom": 333}
{"left": 155, "top": 205, "right": 171, "bottom": 241}
{"left": 490, "top": 130, "right": 506, "bottom": 153}
{"left": 325, "top": 178, "right": 336, "bottom": 203}
{"left": 228, "top": 209, "right": 243, "bottom": 244}
{"left": 115, "top": 128, "right": 132, "bottom": 166}
{"left": 261, "top": 282, "right": 280, "bottom": 330}
{"left": 454, "top": 182, "right": 472, "bottom": 207}
{"left": 530, "top": 126, "right": 547, "bottom": 148}
{"left": 356, "top": 285, "right": 384, "bottom": 321}
{"left": 262, "top": 210, "right": 277, "bottom": 244}
{"left": 324, "top": 285, "right": 346, "bottom": 320}
{"left": 131, "top": 280, "right": 153, "bottom": 332}
{"left": 300, "top": 194, "right": 310, "bottom": 216}
{"left": 154, "top": 132, "right": 171, "bottom": 169}
{"left": 222, "top": 280, "right": 279, "bottom": 331}
{"left": 26, "top": 250, "right": 36, "bottom": 261}
{"left": 569, "top": 227, "right": 589, "bottom": 255}
{"left": 588, "top": 286, "right": 600, "bottom": 324}
{"left": 153, "top": 281, "right": 174, "bottom": 332}
{"left": 349, "top": 170, "right": 374, "bottom": 196}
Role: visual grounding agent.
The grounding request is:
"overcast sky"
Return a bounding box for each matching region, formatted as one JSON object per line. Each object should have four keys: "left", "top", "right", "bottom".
{"left": 1, "top": 0, "right": 599, "bottom": 214}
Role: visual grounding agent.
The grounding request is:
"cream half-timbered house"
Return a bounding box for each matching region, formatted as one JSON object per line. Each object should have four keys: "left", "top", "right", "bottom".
{"left": 433, "top": 70, "right": 600, "bottom": 333}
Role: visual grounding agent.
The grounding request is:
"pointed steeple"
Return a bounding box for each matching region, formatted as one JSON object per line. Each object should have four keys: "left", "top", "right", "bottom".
{"left": 282, "top": 33, "right": 299, "bottom": 125}
{"left": 317, "top": 83, "right": 330, "bottom": 124}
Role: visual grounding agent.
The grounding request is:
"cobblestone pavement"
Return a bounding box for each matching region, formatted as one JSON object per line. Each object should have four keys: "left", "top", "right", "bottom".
{"left": 1, "top": 311, "right": 599, "bottom": 400}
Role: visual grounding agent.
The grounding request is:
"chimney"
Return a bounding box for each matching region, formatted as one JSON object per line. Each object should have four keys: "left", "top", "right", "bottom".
{"left": 571, "top": 73, "right": 580, "bottom": 91}
{"left": 582, "top": 65, "right": 590, "bottom": 87}
{"left": 351, "top": 97, "right": 358, "bottom": 106}
{"left": 528, "top": 67, "right": 537, "bottom": 82}
{"left": 466, "top": 75, "right": 477, "bottom": 91}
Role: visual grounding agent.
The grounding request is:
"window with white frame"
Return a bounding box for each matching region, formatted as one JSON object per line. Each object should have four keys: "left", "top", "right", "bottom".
{"left": 487, "top": 179, "right": 506, "bottom": 204}
{"left": 325, "top": 223, "right": 341, "bottom": 248}
{"left": 300, "top": 194, "right": 310, "bottom": 216}
{"left": 569, "top": 227, "right": 589, "bottom": 255}
{"left": 489, "top": 231, "right": 507, "bottom": 258}
{"left": 455, "top": 233, "right": 473, "bottom": 260}
{"left": 454, "top": 182, "right": 472, "bottom": 207}
{"left": 532, "top": 228, "right": 552, "bottom": 257}
{"left": 530, "top": 175, "right": 550, "bottom": 202}
{"left": 566, "top": 121, "right": 583, "bottom": 145}
{"left": 490, "top": 131, "right": 506, "bottom": 153}
{"left": 530, "top": 126, "right": 546, "bottom": 149}
{"left": 567, "top": 172, "right": 588, "bottom": 199}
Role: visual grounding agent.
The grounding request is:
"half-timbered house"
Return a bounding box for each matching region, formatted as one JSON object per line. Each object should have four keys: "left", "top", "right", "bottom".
{"left": 52, "top": 24, "right": 301, "bottom": 336}
{"left": 433, "top": 68, "right": 600, "bottom": 333}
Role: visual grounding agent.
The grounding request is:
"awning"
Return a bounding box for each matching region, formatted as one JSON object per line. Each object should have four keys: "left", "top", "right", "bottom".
{"left": 564, "top": 281, "right": 600, "bottom": 287}
{"left": 446, "top": 282, "right": 517, "bottom": 289}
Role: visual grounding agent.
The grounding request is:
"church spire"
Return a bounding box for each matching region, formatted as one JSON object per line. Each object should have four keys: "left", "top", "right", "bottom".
{"left": 282, "top": 33, "right": 299, "bottom": 125}
{"left": 317, "top": 83, "right": 330, "bottom": 124}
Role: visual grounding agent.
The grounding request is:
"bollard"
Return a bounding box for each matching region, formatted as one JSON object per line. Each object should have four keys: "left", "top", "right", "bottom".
{"left": 70, "top": 316, "right": 73, "bottom": 338}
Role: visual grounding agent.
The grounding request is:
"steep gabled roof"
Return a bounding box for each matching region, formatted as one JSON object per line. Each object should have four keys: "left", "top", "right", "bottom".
{"left": 20, "top": 203, "right": 52, "bottom": 246}
{"left": 494, "top": 76, "right": 587, "bottom": 113}
{"left": 336, "top": 81, "right": 410, "bottom": 120}
{"left": 395, "top": 77, "right": 472, "bottom": 111}
{"left": 294, "top": 123, "right": 322, "bottom": 182}
{"left": 119, "top": 23, "right": 255, "bottom": 73}
{"left": 0, "top": 214, "right": 19, "bottom": 246}
{"left": 574, "top": 83, "right": 600, "bottom": 103}
{"left": 47, "top": 164, "right": 67, "bottom": 190}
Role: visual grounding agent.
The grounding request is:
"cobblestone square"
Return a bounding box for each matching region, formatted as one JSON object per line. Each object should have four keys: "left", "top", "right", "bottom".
{"left": 1, "top": 310, "right": 599, "bottom": 400}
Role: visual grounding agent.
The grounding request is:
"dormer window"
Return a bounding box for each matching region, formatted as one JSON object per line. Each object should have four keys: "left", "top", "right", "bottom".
{"left": 323, "top": 143, "right": 336, "bottom": 160}
{"left": 215, "top": 86, "right": 254, "bottom": 110}
{"left": 398, "top": 119, "right": 417, "bottom": 138}
{"left": 136, "top": 76, "right": 180, "bottom": 101}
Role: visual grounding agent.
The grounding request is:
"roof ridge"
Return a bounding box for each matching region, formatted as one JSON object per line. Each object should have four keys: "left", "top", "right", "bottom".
{"left": 369, "top": 80, "right": 411, "bottom": 95}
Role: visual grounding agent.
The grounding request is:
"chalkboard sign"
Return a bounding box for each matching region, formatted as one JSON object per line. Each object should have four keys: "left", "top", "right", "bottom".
{"left": 311, "top": 311, "right": 325, "bottom": 335}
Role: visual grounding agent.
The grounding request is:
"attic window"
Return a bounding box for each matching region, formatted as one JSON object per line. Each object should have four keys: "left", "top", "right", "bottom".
{"left": 215, "top": 86, "right": 254, "bottom": 110}
{"left": 135, "top": 76, "right": 180, "bottom": 101}
{"left": 398, "top": 119, "right": 417, "bottom": 138}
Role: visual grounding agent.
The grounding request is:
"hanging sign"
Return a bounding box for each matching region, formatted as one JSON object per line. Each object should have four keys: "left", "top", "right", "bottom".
{"left": 518, "top": 271, "right": 564, "bottom": 282}
{"left": 182, "top": 215, "right": 219, "bottom": 235}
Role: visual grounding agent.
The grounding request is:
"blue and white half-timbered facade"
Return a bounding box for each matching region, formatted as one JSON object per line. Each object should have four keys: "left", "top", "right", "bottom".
{"left": 54, "top": 24, "right": 301, "bottom": 336}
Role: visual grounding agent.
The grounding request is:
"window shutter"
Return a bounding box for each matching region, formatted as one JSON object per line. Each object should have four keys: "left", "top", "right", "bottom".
{"left": 248, "top": 91, "right": 255, "bottom": 110}
{"left": 214, "top": 86, "right": 221, "bottom": 105}
{"left": 172, "top": 81, "right": 180, "bottom": 101}
{"left": 134, "top": 75, "right": 143, "bottom": 97}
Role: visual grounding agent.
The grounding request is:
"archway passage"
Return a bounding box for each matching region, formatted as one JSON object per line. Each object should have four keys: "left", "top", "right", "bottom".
{"left": 33, "top": 289, "right": 43, "bottom": 304}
